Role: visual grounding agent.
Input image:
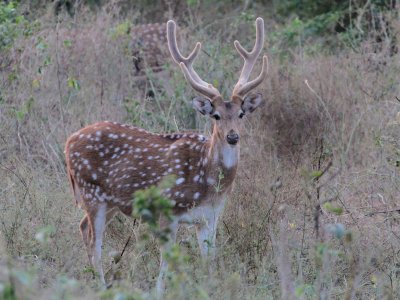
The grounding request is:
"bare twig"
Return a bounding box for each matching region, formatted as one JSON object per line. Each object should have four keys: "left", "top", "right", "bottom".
{"left": 55, "top": 21, "right": 67, "bottom": 139}
{"left": 119, "top": 235, "right": 132, "bottom": 262}
{"left": 366, "top": 209, "right": 400, "bottom": 216}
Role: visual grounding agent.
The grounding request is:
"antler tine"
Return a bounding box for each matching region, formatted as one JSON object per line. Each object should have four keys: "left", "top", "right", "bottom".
{"left": 235, "top": 55, "right": 268, "bottom": 97}
{"left": 167, "top": 20, "right": 221, "bottom": 100}
{"left": 232, "top": 17, "right": 267, "bottom": 98}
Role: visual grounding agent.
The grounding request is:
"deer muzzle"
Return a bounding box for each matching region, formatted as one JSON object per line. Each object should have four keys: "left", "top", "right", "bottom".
{"left": 226, "top": 132, "right": 239, "bottom": 145}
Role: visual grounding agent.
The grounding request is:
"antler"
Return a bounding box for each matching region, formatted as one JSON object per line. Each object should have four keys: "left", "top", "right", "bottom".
{"left": 232, "top": 17, "right": 268, "bottom": 99}
{"left": 167, "top": 20, "right": 222, "bottom": 101}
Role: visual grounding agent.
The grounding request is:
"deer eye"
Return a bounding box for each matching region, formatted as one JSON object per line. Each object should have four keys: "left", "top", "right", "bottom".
{"left": 213, "top": 112, "right": 221, "bottom": 120}
{"left": 238, "top": 110, "right": 245, "bottom": 119}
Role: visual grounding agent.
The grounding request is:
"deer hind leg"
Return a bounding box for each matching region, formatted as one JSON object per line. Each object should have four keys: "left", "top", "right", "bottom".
{"left": 80, "top": 215, "right": 92, "bottom": 266}
{"left": 81, "top": 209, "right": 119, "bottom": 266}
{"left": 85, "top": 203, "right": 108, "bottom": 285}
{"left": 83, "top": 205, "right": 120, "bottom": 285}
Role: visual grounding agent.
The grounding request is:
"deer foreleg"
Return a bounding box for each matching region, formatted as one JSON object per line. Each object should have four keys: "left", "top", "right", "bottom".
{"left": 156, "top": 221, "right": 179, "bottom": 297}
{"left": 195, "top": 215, "right": 219, "bottom": 260}
{"left": 195, "top": 199, "right": 226, "bottom": 272}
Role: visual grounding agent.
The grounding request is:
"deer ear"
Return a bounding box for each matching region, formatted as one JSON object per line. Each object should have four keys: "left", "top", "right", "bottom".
{"left": 192, "top": 96, "right": 213, "bottom": 115}
{"left": 241, "top": 93, "right": 263, "bottom": 114}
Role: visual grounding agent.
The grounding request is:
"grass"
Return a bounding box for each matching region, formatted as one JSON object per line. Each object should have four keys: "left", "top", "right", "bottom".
{"left": 1, "top": 3, "right": 400, "bottom": 300}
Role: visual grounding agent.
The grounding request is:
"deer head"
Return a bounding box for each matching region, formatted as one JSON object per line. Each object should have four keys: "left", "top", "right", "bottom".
{"left": 167, "top": 18, "right": 268, "bottom": 147}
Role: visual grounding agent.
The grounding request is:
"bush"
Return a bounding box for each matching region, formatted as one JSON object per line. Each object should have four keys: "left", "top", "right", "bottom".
{"left": 0, "top": 2, "right": 26, "bottom": 50}
{"left": 272, "top": 0, "right": 398, "bottom": 56}
{"left": 1, "top": 2, "right": 400, "bottom": 299}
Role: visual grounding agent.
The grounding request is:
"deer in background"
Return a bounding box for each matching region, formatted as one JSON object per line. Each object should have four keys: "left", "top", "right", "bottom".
{"left": 130, "top": 23, "right": 169, "bottom": 75}
{"left": 130, "top": 22, "right": 185, "bottom": 98}
{"left": 65, "top": 17, "right": 268, "bottom": 292}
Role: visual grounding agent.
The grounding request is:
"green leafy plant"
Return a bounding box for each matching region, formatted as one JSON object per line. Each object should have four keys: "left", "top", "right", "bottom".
{"left": 0, "top": 2, "right": 25, "bottom": 50}
{"left": 11, "top": 97, "right": 34, "bottom": 121}
{"left": 35, "top": 225, "right": 56, "bottom": 244}
{"left": 213, "top": 169, "right": 225, "bottom": 193}
{"left": 67, "top": 77, "right": 80, "bottom": 90}
{"left": 132, "top": 176, "right": 175, "bottom": 244}
{"left": 272, "top": 0, "right": 397, "bottom": 56}
{"left": 323, "top": 202, "right": 343, "bottom": 215}
{"left": 110, "top": 21, "right": 132, "bottom": 39}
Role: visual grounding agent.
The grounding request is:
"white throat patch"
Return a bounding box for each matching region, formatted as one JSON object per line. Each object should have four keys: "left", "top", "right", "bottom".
{"left": 221, "top": 145, "right": 238, "bottom": 169}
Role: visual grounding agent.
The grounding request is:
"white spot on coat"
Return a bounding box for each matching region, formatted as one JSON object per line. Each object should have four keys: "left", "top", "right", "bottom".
{"left": 207, "top": 177, "right": 216, "bottom": 185}
{"left": 176, "top": 178, "right": 185, "bottom": 185}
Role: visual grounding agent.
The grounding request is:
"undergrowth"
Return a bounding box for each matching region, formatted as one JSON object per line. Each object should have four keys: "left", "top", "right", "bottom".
{"left": 1, "top": 1, "right": 400, "bottom": 299}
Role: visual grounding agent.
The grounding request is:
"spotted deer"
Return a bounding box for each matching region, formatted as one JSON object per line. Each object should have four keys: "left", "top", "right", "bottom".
{"left": 130, "top": 23, "right": 169, "bottom": 74}
{"left": 130, "top": 22, "right": 184, "bottom": 98}
{"left": 65, "top": 17, "right": 268, "bottom": 290}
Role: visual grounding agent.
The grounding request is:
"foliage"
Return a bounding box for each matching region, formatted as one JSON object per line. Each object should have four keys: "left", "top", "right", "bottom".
{"left": 272, "top": 0, "right": 398, "bottom": 55}
{"left": 0, "top": 2, "right": 28, "bottom": 50}
{"left": 11, "top": 97, "right": 34, "bottom": 121}
{"left": 132, "top": 176, "right": 175, "bottom": 244}
{"left": 0, "top": 1, "right": 399, "bottom": 299}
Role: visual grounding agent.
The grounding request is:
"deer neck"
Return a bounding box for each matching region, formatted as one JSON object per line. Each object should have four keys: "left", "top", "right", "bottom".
{"left": 202, "top": 128, "right": 240, "bottom": 192}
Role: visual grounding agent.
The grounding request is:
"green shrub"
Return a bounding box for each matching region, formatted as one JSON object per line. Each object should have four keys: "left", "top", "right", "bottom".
{"left": 132, "top": 176, "right": 175, "bottom": 244}
{"left": 0, "top": 2, "right": 26, "bottom": 50}
{"left": 272, "top": 0, "right": 398, "bottom": 55}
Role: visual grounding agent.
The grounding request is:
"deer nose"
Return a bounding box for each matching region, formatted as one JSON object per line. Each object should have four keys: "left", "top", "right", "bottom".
{"left": 226, "top": 132, "right": 239, "bottom": 145}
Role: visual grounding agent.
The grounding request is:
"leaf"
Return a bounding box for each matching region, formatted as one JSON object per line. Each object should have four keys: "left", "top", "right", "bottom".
{"left": 295, "top": 285, "right": 306, "bottom": 297}
{"left": 110, "top": 21, "right": 131, "bottom": 39}
{"left": 15, "top": 110, "right": 25, "bottom": 121}
{"left": 63, "top": 39, "right": 72, "bottom": 47}
{"left": 316, "top": 243, "right": 327, "bottom": 256}
{"left": 67, "top": 77, "right": 80, "bottom": 90}
{"left": 323, "top": 202, "right": 343, "bottom": 215}
{"left": 213, "top": 79, "right": 219, "bottom": 88}
{"left": 310, "top": 170, "right": 323, "bottom": 179}
{"left": 43, "top": 56, "right": 52, "bottom": 66}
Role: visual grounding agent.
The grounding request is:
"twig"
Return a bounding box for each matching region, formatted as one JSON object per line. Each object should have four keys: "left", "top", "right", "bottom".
{"left": 222, "top": 220, "right": 231, "bottom": 238}
{"left": 119, "top": 235, "right": 132, "bottom": 261}
{"left": 366, "top": 209, "right": 400, "bottom": 216}
{"left": 55, "top": 21, "right": 67, "bottom": 139}
{"left": 0, "top": 162, "right": 28, "bottom": 189}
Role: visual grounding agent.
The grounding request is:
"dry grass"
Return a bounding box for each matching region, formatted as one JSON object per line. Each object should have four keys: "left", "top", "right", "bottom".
{"left": 1, "top": 6, "right": 400, "bottom": 300}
